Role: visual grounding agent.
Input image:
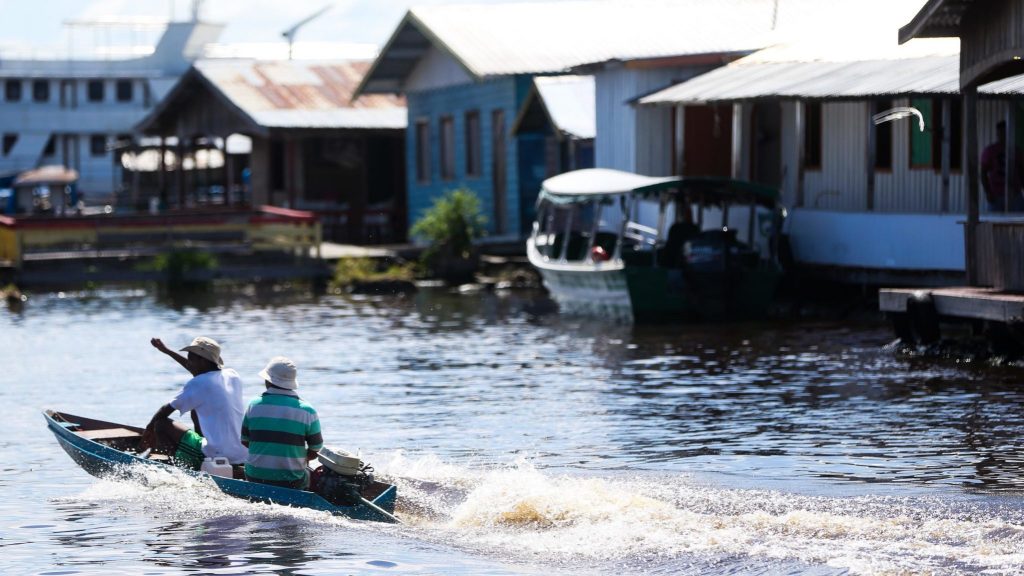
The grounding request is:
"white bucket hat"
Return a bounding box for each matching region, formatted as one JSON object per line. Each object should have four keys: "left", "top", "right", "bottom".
{"left": 259, "top": 356, "right": 298, "bottom": 390}
{"left": 180, "top": 336, "right": 223, "bottom": 368}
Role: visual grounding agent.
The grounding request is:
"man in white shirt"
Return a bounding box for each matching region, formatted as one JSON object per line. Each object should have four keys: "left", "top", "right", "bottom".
{"left": 141, "top": 336, "right": 248, "bottom": 471}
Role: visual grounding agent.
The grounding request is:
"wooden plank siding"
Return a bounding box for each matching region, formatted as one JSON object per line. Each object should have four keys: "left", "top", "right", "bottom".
{"left": 404, "top": 76, "right": 524, "bottom": 236}
{"left": 960, "top": 0, "right": 1024, "bottom": 87}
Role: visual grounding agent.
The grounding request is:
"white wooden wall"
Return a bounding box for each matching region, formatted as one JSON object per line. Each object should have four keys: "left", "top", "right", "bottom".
{"left": 761, "top": 97, "right": 1015, "bottom": 215}
{"left": 595, "top": 65, "right": 711, "bottom": 176}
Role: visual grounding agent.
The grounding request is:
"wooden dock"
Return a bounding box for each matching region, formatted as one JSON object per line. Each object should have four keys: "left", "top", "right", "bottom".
{"left": 879, "top": 287, "right": 1024, "bottom": 323}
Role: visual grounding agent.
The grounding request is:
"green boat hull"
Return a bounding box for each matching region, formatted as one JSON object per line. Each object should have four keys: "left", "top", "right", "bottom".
{"left": 536, "top": 262, "right": 781, "bottom": 323}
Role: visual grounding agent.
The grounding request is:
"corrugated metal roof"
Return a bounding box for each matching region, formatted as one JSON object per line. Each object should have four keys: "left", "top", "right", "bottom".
{"left": 977, "top": 75, "right": 1024, "bottom": 95}
{"left": 534, "top": 75, "right": 595, "bottom": 139}
{"left": 410, "top": 0, "right": 775, "bottom": 76}
{"left": 639, "top": 38, "right": 967, "bottom": 105}
{"left": 359, "top": 0, "right": 931, "bottom": 94}
{"left": 194, "top": 59, "right": 405, "bottom": 129}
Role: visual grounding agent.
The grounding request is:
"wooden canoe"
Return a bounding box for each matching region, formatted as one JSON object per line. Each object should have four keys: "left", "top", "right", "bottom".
{"left": 43, "top": 409, "right": 399, "bottom": 523}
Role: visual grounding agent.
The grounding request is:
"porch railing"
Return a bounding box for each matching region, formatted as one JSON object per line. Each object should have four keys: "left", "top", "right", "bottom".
{"left": 0, "top": 205, "right": 321, "bottom": 268}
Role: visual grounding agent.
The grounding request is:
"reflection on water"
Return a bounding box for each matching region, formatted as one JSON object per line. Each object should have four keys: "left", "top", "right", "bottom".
{"left": 1, "top": 286, "right": 1024, "bottom": 574}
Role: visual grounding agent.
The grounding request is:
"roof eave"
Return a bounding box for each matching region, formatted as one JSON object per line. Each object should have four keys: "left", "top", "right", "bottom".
{"left": 899, "top": 0, "right": 952, "bottom": 44}
{"left": 510, "top": 80, "right": 565, "bottom": 141}
{"left": 134, "top": 66, "right": 269, "bottom": 137}
{"left": 569, "top": 50, "right": 757, "bottom": 74}
{"left": 133, "top": 68, "right": 201, "bottom": 135}
{"left": 353, "top": 10, "right": 481, "bottom": 100}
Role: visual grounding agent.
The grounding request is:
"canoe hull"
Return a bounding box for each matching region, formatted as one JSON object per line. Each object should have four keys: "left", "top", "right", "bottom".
{"left": 44, "top": 410, "right": 398, "bottom": 523}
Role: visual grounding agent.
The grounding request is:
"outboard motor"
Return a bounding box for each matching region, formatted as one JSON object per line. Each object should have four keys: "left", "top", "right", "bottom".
{"left": 311, "top": 447, "right": 375, "bottom": 506}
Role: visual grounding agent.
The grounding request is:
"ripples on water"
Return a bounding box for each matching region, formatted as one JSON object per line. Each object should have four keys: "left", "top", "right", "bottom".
{"left": 1, "top": 286, "right": 1023, "bottom": 574}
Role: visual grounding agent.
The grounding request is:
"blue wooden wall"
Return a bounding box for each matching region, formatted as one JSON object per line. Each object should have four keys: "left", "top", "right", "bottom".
{"left": 405, "top": 75, "right": 543, "bottom": 237}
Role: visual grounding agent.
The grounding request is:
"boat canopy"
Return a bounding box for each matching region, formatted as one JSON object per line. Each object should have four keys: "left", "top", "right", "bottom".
{"left": 538, "top": 168, "right": 778, "bottom": 208}
{"left": 539, "top": 169, "right": 679, "bottom": 204}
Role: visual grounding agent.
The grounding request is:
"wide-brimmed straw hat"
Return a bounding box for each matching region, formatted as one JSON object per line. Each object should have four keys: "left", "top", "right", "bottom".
{"left": 259, "top": 356, "right": 298, "bottom": 390}
{"left": 180, "top": 336, "right": 224, "bottom": 368}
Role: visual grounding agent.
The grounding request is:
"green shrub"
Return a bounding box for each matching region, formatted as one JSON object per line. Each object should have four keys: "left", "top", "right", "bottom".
{"left": 151, "top": 250, "right": 218, "bottom": 286}
{"left": 410, "top": 188, "right": 487, "bottom": 262}
{"left": 331, "top": 257, "right": 416, "bottom": 287}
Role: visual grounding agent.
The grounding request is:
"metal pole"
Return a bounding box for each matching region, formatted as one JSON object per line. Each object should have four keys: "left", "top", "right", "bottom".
{"left": 559, "top": 206, "right": 574, "bottom": 261}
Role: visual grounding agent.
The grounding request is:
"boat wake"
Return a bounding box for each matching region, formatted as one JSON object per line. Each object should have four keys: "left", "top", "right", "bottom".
{"left": 53, "top": 456, "right": 1024, "bottom": 574}
{"left": 374, "top": 452, "right": 1024, "bottom": 575}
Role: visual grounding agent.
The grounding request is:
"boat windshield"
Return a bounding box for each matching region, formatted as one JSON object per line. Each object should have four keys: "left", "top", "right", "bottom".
{"left": 534, "top": 198, "right": 615, "bottom": 262}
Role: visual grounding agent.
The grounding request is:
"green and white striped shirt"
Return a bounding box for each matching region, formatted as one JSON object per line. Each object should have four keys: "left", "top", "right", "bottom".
{"left": 240, "top": 389, "right": 323, "bottom": 483}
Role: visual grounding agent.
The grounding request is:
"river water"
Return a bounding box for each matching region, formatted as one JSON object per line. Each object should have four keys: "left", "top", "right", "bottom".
{"left": 1, "top": 285, "right": 1023, "bottom": 575}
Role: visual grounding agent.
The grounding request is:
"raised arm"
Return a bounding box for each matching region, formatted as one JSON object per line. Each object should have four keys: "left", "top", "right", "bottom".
{"left": 151, "top": 338, "right": 198, "bottom": 376}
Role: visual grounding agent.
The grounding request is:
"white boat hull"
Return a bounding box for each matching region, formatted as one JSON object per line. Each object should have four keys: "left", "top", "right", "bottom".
{"left": 527, "top": 243, "right": 633, "bottom": 322}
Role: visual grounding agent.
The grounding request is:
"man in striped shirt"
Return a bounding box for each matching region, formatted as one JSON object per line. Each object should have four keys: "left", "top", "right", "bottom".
{"left": 240, "top": 357, "right": 323, "bottom": 489}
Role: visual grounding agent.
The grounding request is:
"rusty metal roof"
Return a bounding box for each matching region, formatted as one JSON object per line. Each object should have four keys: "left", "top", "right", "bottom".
{"left": 639, "top": 38, "right": 970, "bottom": 105}
{"left": 358, "top": 0, "right": 929, "bottom": 95}
{"left": 194, "top": 59, "right": 406, "bottom": 129}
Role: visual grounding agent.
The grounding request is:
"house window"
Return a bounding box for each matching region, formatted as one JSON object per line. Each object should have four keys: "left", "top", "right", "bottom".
{"left": 440, "top": 115, "right": 455, "bottom": 180}
{"left": 90, "top": 135, "right": 107, "bottom": 156}
{"left": 929, "top": 98, "right": 962, "bottom": 171}
{"left": 803, "top": 101, "right": 822, "bottom": 169}
{"left": 116, "top": 80, "right": 133, "bottom": 102}
{"left": 32, "top": 80, "right": 49, "bottom": 102}
{"left": 873, "top": 100, "right": 893, "bottom": 170}
{"left": 2, "top": 134, "right": 17, "bottom": 156}
{"left": 42, "top": 135, "right": 56, "bottom": 157}
{"left": 465, "top": 110, "right": 481, "bottom": 177}
{"left": 87, "top": 80, "right": 104, "bottom": 102}
{"left": 4, "top": 80, "right": 21, "bottom": 102}
{"left": 415, "top": 119, "right": 431, "bottom": 183}
{"left": 909, "top": 97, "right": 933, "bottom": 168}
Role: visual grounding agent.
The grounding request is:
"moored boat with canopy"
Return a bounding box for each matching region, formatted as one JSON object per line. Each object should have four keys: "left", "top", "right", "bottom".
{"left": 527, "top": 168, "right": 784, "bottom": 322}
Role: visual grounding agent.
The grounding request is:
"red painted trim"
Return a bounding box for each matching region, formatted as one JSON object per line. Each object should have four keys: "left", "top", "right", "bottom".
{"left": 258, "top": 205, "right": 317, "bottom": 219}
{"left": 1, "top": 206, "right": 319, "bottom": 230}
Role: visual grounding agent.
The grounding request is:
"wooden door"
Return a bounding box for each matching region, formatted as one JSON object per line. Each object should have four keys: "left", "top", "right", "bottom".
{"left": 682, "top": 105, "right": 733, "bottom": 177}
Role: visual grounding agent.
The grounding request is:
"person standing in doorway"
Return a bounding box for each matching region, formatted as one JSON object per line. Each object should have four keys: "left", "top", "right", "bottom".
{"left": 981, "top": 120, "right": 1024, "bottom": 212}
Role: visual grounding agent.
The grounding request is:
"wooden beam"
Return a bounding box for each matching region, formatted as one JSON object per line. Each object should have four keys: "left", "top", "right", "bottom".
{"left": 866, "top": 101, "right": 875, "bottom": 211}
{"left": 965, "top": 85, "right": 979, "bottom": 286}
{"left": 796, "top": 100, "right": 806, "bottom": 208}
{"left": 941, "top": 98, "right": 951, "bottom": 213}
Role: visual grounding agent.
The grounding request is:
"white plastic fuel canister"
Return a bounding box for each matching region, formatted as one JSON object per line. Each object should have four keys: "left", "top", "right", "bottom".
{"left": 201, "top": 456, "right": 233, "bottom": 478}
